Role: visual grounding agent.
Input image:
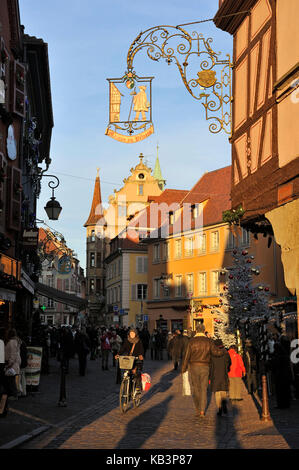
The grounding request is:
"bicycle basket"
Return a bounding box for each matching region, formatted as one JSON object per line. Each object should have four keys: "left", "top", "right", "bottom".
{"left": 118, "top": 355, "right": 135, "bottom": 370}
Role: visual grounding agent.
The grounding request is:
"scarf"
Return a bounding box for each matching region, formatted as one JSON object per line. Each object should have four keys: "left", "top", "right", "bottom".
{"left": 128, "top": 335, "right": 140, "bottom": 344}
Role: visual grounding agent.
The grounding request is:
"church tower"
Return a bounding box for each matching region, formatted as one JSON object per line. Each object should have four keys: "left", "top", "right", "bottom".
{"left": 153, "top": 144, "right": 166, "bottom": 191}
{"left": 84, "top": 169, "right": 106, "bottom": 325}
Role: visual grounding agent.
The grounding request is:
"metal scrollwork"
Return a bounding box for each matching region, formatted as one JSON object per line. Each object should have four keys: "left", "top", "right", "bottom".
{"left": 127, "top": 25, "right": 232, "bottom": 136}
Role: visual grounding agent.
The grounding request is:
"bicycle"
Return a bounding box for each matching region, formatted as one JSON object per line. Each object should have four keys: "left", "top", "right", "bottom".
{"left": 118, "top": 355, "right": 142, "bottom": 413}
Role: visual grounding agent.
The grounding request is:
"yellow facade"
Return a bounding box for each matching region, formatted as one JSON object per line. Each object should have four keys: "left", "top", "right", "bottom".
{"left": 103, "top": 153, "right": 163, "bottom": 242}
{"left": 147, "top": 222, "right": 288, "bottom": 334}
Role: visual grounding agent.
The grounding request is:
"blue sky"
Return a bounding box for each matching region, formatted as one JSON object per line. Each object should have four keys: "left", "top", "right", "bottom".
{"left": 19, "top": 0, "right": 233, "bottom": 270}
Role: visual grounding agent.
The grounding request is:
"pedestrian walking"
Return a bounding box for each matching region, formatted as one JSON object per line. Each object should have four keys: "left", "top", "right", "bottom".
{"left": 181, "top": 323, "right": 223, "bottom": 418}
{"left": 74, "top": 328, "right": 90, "bottom": 376}
{"left": 110, "top": 331, "right": 122, "bottom": 367}
{"left": 149, "top": 331, "right": 156, "bottom": 360}
{"left": 270, "top": 335, "right": 293, "bottom": 409}
{"left": 4, "top": 329, "right": 21, "bottom": 401}
{"left": 139, "top": 327, "right": 150, "bottom": 359}
{"left": 228, "top": 345, "right": 246, "bottom": 402}
{"left": 243, "top": 339, "right": 258, "bottom": 395}
{"left": 168, "top": 329, "right": 184, "bottom": 370}
{"left": 209, "top": 339, "right": 231, "bottom": 416}
{"left": 0, "top": 328, "right": 8, "bottom": 416}
{"left": 100, "top": 328, "right": 111, "bottom": 370}
{"left": 18, "top": 336, "right": 28, "bottom": 397}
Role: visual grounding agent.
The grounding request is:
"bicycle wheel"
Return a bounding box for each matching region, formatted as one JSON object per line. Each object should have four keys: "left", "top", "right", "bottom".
{"left": 132, "top": 379, "right": 141, "bottom": 408}
{"left": 120, "top": 377, "right": 129, "bottom": 413}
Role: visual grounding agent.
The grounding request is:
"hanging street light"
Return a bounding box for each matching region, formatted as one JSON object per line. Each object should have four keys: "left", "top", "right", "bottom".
{"left": 43, "top": 175, "right": 62, "bottom": 220}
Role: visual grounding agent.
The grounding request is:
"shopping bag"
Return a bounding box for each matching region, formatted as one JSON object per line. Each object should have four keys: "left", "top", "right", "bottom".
{"left": 141, "top": 373, "right": 151, "bottom": 392}
{"left": 182, "top": 371, "right": 191, "bottom": 396}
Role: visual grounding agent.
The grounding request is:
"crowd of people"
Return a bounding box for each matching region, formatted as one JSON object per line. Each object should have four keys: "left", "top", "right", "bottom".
{"left": 0, "top": 320, "right": 298, "bottom": 420}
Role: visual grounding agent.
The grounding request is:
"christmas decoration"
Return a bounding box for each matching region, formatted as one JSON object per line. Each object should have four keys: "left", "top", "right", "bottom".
{"left": 213, "top": 246, "right": 270, "bottom": 349}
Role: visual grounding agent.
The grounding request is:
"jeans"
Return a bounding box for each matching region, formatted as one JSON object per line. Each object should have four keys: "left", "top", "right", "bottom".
{"left": 189, "top": 364, "right": 210, "bottom": 413}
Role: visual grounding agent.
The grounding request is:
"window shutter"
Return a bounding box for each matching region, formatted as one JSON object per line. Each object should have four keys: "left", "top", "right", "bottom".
{"left": 7, "top": 166, "right": 22, "bottom": 231}
{"left": 131, "top": 284, "right": 137, "bottom": 300}
{"left": 143, "top": 257, "right": 148, "bottom": 273}
{"left": 137, "top": 257, "right": 143, "bottom": 273}
{"left": 10, "top": 60, "right": 25, "bottom": 117}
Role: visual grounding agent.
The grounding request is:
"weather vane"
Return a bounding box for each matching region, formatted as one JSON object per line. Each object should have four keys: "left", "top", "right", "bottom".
{"left": 105, "top": 24, "right": 232, "bottom": 143}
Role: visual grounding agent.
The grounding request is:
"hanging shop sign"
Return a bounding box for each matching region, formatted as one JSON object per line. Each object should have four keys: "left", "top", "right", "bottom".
{"left": 105, "top": 72, "right": 154, "bottom": 143}
{"left": 57, "top": 255, "right": 72, "bottom": 275}
{"left": 22, "top": 229, "right": 39, "bottom": 248}
{"left": 25, "top": 347, "right": 43, "bottom": 387}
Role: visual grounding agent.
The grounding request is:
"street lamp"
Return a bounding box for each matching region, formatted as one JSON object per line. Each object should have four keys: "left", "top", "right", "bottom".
{"left": 43, "top": 175, "right": 62, "bottom": 220}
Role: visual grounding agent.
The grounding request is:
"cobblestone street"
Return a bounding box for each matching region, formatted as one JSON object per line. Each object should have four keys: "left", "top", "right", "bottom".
{"left": 1, "top": 354, "right": 298, "bottom": 450}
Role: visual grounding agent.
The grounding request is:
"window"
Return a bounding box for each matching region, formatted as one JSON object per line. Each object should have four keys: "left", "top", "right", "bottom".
{"left": 118, "top": 205, "right": 127, "bottom": 218}
{"left": 175, "top": 239, "right": 182, "bottom": 258}
{"left": 227, "top": 230, "right": 235, "bottom": 250}
{"left": 97, "top": 253, "right": 102, "bottom": 268}
{"left": 242, "top": 228, "right": 250, "bottom": 246}
{"left": 96, "top": 278, "right": 101, "bottom": 293}
{"left": 169, "top": 211, "right": 174, "bottom": 225}
{"left": 137, "top": 284, "right": 147, "bottom": 300}
{"left": 211, "top": 231, "right": 220, "bottom": 252}
{"left": 153, "top": 279, "right": 160, "bottom": 299}
{"left": 175, "top": 275, "right": 182, "bottom": 297}
{"left": 162, "top": 279, "right": 170, "bottom": 298}
{"left": 137, "top": 256, "right": 148, "bottom": 273}
{"left": 90, "top": 278, "right": 95, "bottom": 294}
{"left": 47, "top": 298, "right": 54, "bottom": 308}
{"left": 185, "top": 238, "right": 193, "bottom": 257}
{"left": 138, "top": 184, "right": 144, "bottom": 196}
{"left": 198, "top": 272, "right": 207, "bottom": 295}
{"left": 198, "top": 233, "right": 206, "bottom": 254}
{"left": 211, "top": 271, "right": 220, "bottom": 294}
{"left": 90, "top": 252, "right": 95, "bottom": 267}
{"left": 163, "top": 242, "right": 169, "bottom": 261}
{"left": 91, "top": 230, "right": 95, "bottom": 242}
{"left": 191, "top": 204, "right": 198, "bottom": 219}
{"left": 46, "top": 316, "right": 54, "bottom": 326}
{"left": 186, "top": 273, "right": 194, "bottom": 294}
{"left": 153, "top": 244, "right": 160, "bottom": 262}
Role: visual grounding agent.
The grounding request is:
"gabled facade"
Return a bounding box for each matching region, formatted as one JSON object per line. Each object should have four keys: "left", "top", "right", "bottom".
{"left": 214, "top": 0, "right": 299, "bottom": 332}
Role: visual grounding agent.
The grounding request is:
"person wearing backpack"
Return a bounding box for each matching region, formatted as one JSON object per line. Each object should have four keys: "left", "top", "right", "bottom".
{"left": 100, "top": 328, "right": 111, "bottom": 371}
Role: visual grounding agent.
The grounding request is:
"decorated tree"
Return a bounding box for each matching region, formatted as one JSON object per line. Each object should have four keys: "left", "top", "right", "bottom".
{"left": 213, "top": 246, "right": 271, "bottom": 350}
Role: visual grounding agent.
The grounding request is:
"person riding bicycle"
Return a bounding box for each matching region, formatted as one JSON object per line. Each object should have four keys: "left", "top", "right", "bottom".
{"left": 115, "top": 328, "right": 144, "bottom": 392}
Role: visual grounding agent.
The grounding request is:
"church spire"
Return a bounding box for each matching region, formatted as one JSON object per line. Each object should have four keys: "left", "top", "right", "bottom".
{"left": 84, "top": 168, "right": 103, "bottom": 227}
{"left": 153, "top": 143, "right": 166, "bottom": 191}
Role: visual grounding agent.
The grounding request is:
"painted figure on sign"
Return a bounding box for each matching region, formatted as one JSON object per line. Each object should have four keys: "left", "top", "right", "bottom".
{"left": 133, "top": 86, "right": 150, "bottom": 121}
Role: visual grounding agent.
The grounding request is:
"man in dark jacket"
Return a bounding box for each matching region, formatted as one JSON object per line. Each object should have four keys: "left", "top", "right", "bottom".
{"left": 181, "top": 323, "right": 223, "bottom": 418}
{"left": 168, "top": 330, "right": 184, "bottom": 371}
{"left": 209, "top": 339, "right": 231, "bottom": 416}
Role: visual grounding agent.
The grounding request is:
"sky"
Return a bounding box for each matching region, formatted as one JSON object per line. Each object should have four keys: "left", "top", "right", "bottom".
{"left": 19, "top": 0, "right": 233, "bottom": 271}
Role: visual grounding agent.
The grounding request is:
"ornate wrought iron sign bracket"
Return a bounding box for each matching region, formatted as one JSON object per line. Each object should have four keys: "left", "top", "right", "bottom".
{"left": 106, "top": 24, "right": 233, "bottom": 142}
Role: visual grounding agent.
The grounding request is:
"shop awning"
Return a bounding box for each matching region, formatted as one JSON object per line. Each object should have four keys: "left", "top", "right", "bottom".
{"left": 21, "top": 269, "right": 35, "bottom": 295}
{"left": 35, "top": 282, "right": 87, "bottom": 311}
{"left": 0, "top": 288, "right": 16, "bottom": 302}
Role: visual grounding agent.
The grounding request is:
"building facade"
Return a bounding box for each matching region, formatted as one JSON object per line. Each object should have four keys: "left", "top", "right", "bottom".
{"left": 0, "top": 0, "right": 53, "bottom": 335}
{"left": 214, "top": 0, "right": 299, "bottom": 333}
{"left": 85, "top": 153, "right": 165, "bottom": 326}
{"left": 144, "top": 166, "right": 289, "bottom": 334}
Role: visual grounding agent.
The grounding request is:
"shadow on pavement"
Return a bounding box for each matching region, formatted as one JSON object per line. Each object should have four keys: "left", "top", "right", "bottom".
{"left": 115, "top": 395, "right": 174, "bottom": 449}
{"left": 215, "top": 404, "right": 242, "bottom": 449}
